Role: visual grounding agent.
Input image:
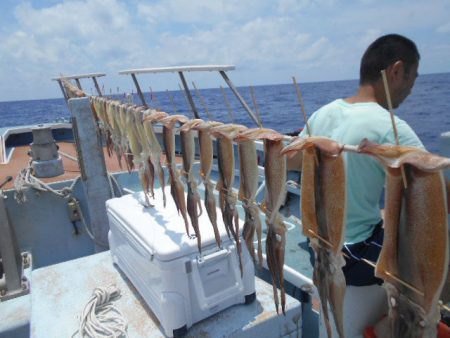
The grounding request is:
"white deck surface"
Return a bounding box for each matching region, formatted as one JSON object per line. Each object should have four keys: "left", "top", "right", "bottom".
{"left": 31, "top": 251, "right": 302, "bottom": 337}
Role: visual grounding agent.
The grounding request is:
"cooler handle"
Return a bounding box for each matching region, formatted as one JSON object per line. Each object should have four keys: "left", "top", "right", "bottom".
{"left": 197, "top": 248, "right": 229, "bottom": 266}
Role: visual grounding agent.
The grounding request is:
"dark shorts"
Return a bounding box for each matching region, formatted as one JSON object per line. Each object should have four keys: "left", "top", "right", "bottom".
{"left": 307, "top": 221, "right": 384, "bottom": 287}
{"left": 342, "top": 221, "right": 384, "bottom": 286}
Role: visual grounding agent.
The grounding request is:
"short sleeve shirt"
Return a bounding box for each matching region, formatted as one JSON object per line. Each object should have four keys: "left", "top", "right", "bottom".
{"left": 299, "top": 99, "right": 424, "bottom": 244}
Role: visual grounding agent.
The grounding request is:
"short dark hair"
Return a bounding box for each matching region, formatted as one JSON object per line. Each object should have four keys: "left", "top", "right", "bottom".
{"left": 360, "top": 34, "right": 420, "bottom": 85}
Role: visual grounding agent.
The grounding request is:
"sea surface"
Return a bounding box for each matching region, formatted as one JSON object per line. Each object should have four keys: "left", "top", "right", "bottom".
{"left": 1, "top": 72, "right": 449, "bottom": 153}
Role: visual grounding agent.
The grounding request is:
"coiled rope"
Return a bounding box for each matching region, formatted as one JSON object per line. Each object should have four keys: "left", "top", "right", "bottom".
{"left": 72, "top": 285, "right": 128, "bottom": 338}
{"left": 14, "top": 164, "right": 80, "bottom": 203}
{"left": 13, "top": 163, "right": 118, "bottom": 247}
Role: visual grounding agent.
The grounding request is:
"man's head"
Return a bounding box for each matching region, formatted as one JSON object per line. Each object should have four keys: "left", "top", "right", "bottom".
{"left": 360, "top": 34, "right": 420, "bottom": 85}
{"left": 360, "top": 34, "right": 420, "bottom": 108}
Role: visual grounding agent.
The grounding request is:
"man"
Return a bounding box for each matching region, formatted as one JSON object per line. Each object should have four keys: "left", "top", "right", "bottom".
{"left": 291, "top": 34, "right": 424, "bottom": 337}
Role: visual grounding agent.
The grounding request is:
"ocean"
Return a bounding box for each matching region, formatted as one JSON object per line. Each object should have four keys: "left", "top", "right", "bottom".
{"left": 1, "top": 72, "right": 449, "bottom": 153}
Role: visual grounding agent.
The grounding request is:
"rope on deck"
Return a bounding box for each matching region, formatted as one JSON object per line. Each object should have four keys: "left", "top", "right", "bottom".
{"left": 14, "top": 164, "right": 80, "bottom": 203}
{"left": 72, "top": 285, "right": 128, "bottom": 338}
{"left": 13, "top": 164, "right": 113, "bottom": 248}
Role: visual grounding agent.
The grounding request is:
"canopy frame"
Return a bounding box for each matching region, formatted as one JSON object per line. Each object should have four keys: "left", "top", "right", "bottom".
{"left": 118, "top": 65, "right": 259, "bottom": 124}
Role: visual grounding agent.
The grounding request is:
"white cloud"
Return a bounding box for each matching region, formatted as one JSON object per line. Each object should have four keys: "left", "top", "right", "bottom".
{"left": 11, "top": 0, "right": 141, "bottom": 62}
{"left": 0, "top": 0, "right": 449, "bottom": 101}
{"left": 276, "top": 0, "right": 336, "bottom": 13}
{"left": 0, "top": 0, "right": 149, "bottom": 100}
{"left": 437, "top": 22, "right": 450, "bottom": 34}
{"left": 148, "top": 16, "right": 334, "bottom": 73}
{"left": 137, "top": 0, "right": 264, "bottom": 25}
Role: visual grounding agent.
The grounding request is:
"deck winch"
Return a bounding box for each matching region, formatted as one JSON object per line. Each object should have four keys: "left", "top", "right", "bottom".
{"left": 29, "top": 126, "right": 64, "bottom": 178}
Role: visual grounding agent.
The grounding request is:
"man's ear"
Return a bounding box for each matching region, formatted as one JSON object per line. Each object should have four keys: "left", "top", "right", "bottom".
{"left": 389, "top": 60, "right": 405, "bottom": 84}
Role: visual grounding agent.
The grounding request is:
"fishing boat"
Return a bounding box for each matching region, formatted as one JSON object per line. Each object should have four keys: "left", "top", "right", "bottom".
{"left": 0, "top": 66, "right": 317, "bottom": 337}
{"left": 0, "top": 66, "right": 449, "bottom": 338}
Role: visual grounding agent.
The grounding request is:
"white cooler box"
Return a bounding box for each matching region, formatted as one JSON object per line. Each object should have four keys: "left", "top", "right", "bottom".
{"left": 106, "top": 189, "right": 255, "bottom": 337}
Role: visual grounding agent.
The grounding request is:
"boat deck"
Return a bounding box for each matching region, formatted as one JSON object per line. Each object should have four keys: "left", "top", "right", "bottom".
{"left": 0, "top": 142, "right": 115, "bottom": 190}
{"left": 0, "top": 123, "right": 319, "bottom": 338}
{"left": 0, "top": 142, "right": 184, "bottom": 190}
{"left": 30, "top": 251, "right": 302, "bottom": 338}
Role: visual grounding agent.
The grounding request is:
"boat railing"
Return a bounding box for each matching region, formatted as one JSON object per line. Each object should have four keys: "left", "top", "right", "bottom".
{"left": 0, "top": 134, "right": 4, "bottom": 164}
{"left": 52, "top": 72, "right": 106, "bottom": 102}
{"left": 0, "top": 122, "right": 72, "bottom": 165}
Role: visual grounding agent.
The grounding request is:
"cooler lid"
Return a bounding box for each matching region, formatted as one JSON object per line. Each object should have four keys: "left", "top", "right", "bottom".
{"left": 106, "top": 188, "right": 230, "bottom": 262}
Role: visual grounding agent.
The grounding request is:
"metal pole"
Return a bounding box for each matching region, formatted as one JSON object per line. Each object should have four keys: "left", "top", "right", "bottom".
{"left": 249, "top": 86, "right": 263, "bottom": 127}
{"left": 75, "top": 78, "right": 82, "bottom": 90}
{"left": 219, "top": 71, "right": 259, "bottom": 126}
{"left": 92, "top": 77, "right": 103, "bottom": 96}
{"left": 192, "top": 81, "right": 212, "bottom": 120}
{"left": 131, "top": 73, "right": 147, "bottom": 107}
{"left": 178, "top": 71, "right": 200, "bottom": 119}
{"left": 0, "top": 191, "right": 29, "bottom": 300}
{"left": 57, "top": 79, "right": 69, "bottom": 102}
{"left": 68, "top": 97, "right": 111, "bottom": 251}
{"left": 220, "top": 85, "right": 234, "bottom": 123}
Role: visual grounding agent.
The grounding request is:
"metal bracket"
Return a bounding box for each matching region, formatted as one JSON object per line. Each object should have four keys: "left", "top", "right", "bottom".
{"left": 0, "top": 279, "right": 30, "bottom": 302}
{"left": 0, "top": 252, "right": 31, "bottom": 302}
{"left": 0, "top": 190, "right": 31, "bottom": 301}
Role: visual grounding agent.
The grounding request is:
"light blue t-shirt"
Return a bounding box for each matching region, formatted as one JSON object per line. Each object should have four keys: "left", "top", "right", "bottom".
{"left": 299, "top": 99, "right": 424, "bottom": 244}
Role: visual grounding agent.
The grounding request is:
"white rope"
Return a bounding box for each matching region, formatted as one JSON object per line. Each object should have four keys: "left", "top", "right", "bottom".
{"left": 73, "top": 285, "right": 128, "bottom": 338}
{"left": 107, "top": 173, "right": 117, "bottom": 198}
{"left": 14, "top": 163, "right": 113, "bottom": 248}
{"left": 108, "top": 173, "right": 123, "bottom": 198}
{"left": 14, "top": 164, "right": 80, "bottom": 203}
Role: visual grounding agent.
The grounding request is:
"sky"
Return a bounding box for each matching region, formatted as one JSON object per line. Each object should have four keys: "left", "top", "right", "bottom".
{"left": 0, "top": 0, "right": 449, "bottom": 102}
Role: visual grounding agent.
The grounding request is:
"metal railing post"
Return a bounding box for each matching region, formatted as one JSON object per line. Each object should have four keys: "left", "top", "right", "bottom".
{"left": 0, "top": 190, "right": 29, "bottom": 301}
{"left": 219, "top": 70, "right": 260, "bottom": 126}
{"left": 92, "top": 77, "right": 103, "bottom": 97}
{"left": 131, "top": 73, "right": 147, "bottom": 107}
{"left": 75, "top": 78, "right": 82, "bottom": 90}
{"left": 57, "top": 79, "right": 69, "bottom": 103}
{"left": 178, "top": 71, "right": 200, "bottom": 118}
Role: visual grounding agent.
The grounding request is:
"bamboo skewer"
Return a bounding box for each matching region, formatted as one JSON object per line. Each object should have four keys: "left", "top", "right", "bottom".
{"left": 306, "top": 229, "right": 425, "bottom": 297}
{"left": 149, "top": 86, "right": 162, "bottom": 109}
{"left": 381, "top": 70, "right": 408, "bottom": 189}
{"left": 149, "top": 86, "right": 154, "bottom": 101}
{"left": 292, "top": 76, "right": 311, "bottom": 137}
{"left": 220, "top": 85, "right": 235, "bottom": 123}
{"left": 192, "top": 81, "right": 213, "bottom": 121}
{"left": 442, "top": 303, "right": 450, "bottom": 313}
{"left": 249, "top": 86, "right": 263, "bottom": 128}
{"left": 292, "top": 76, "right": 319, "bottom": 165}
{"left": 178, "top": 83, "right": 191, "bottom": 111}
{"left": 166, "top": 90, "right": 178, "bottom": 115}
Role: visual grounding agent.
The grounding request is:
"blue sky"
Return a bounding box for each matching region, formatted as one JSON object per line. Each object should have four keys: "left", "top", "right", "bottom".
{"left": 0, "top": 0, "right": 449, "bottom": 101}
